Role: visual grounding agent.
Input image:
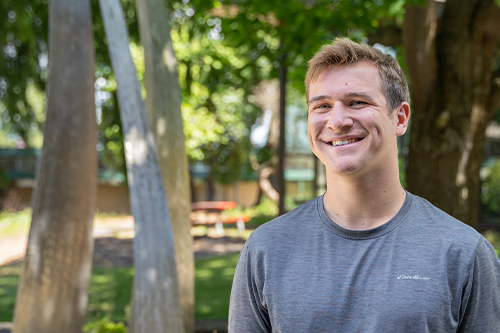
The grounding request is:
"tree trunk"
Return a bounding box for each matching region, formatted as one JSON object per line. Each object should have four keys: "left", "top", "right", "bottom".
{"left": 278, "top": 51, "right": 287, "bottom": 216}
{"left": 207, "top": 175, "right": 215, "bottom": 201}
{"left": 135, "top": 0, "right": 194, "bottom": 331}
{"left": 99, "top": 0, "right": 184, "bottom": 332}
{"left": 12, "top": 0, "right": 96, "bottom": 331}
{"left": 404, "top": 0, "right": 500, "bottom": 228}
{"left": 259, "top": 166, "right": 280, "bottom": 203}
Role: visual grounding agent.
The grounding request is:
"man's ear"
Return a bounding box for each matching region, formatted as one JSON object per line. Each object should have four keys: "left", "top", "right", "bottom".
{"left": 396, "top": 102, "right": 410, "bottom": 136}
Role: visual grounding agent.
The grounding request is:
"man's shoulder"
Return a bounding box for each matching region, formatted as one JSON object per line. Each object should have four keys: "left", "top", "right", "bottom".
{"left": 407, "top": 192, "right": 482, "bottom": 249}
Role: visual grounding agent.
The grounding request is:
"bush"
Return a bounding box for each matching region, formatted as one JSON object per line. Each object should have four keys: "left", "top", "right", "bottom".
{"left": 83, "top": 318, "right": 127, "bottom": 333}
{"left": 223, "top": 196, "right": 278, "bottom": 221}
{"left": 482, "top": 159, "right": 500, "bottom": 217}
{"left": 0, "top": 208, "right": 32, "bottom": 236}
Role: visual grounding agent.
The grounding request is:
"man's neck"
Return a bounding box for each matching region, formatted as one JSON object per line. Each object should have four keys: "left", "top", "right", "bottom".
{"left": 323, "top": 168, "right": 406, "bottom": 231}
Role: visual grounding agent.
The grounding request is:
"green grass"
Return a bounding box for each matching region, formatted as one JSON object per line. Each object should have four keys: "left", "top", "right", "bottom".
{"left": 0, "top": 262, "right": 22, "bottom": 322}
{"left": 86, "top": 267, "right": 134, "bottom": 324}
{"left": 0, "top": 253, "right": 240, "bottom": 327}
{"left": 195, "top": 253, "right": 239, "bottom": 319}
{"left": 0, "top": 208, "right": 32, "bottom": 237}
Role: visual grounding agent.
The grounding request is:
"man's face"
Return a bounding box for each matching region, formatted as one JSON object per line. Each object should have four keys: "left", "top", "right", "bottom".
{"left": 307, "top": 61, "right": 407, "bottom": 178}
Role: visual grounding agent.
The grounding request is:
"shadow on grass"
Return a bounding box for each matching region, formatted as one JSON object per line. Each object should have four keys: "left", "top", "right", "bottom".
{"left": 0, "top": 253, "right": 241, "bottom": 326}
{"left": 0, "top": 262, "right": 21, "bottom": 322}
{"left": 195, "top": 253, "right": 239, "bottom": 319}
{"left": 86, "top": 266, "right": 134, "bottom": 324}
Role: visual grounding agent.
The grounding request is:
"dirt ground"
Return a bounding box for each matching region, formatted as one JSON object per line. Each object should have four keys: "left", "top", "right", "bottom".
{"left": 92, "top": 234, "right": 246, "bottom": 268}
{"left": 0, "top": 215, "right": 247, "bottom": 267}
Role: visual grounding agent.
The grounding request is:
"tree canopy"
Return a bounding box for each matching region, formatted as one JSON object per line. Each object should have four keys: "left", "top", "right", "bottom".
{"left": 0, "top": 0, "right": 414, "bottom": 183}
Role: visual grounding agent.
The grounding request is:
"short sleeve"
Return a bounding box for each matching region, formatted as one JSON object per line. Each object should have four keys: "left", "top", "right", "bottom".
{"left": 457, "top": 237, "right": 500, "bottom": 332}
{"left": 228, "top": 240, "right": 271, "bottom": 333}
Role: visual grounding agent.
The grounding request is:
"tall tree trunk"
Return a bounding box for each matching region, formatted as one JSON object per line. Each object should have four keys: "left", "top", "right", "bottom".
{"left": 190, "top": 173, "right": 197, "bottom": 203}
{"left": 135, "top": 0, "right": 194, "bottom": 331}
{"left": 207, "top": 175, "right": 215, "bottom": 201}
{"left": 99, "top": 0, "right": 184, "bottom": 332}
{"left": 12, "top": 0, "right": 96, "bottom": 331}
{"left": 404, "top": 0, "right": 500, "bottom": 228}
{"left": 278, "top": 50, "right": 287, "bottom": 215}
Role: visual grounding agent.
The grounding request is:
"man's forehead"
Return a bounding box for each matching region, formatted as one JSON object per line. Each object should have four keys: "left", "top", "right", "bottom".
{"left": 315, "top": 61, "right": 379, "bottom": 80}
{"left": 310, "top": 63, "right": 381, "bottom": 93}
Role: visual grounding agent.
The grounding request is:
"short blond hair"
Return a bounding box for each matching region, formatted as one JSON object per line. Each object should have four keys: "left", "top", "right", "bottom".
{"left": 305, "top": 38, "right": 409, "bottom": 111}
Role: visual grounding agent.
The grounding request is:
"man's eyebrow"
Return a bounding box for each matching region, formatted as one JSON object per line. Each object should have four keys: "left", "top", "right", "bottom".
{"left": 308, "top": 92, "right": 375, "bottom": 104}
{"left": 307, "top": 95, "right": 330, "bottom": 104}
{"left": 344, "top": 92, "right": 374, "bottom": 100}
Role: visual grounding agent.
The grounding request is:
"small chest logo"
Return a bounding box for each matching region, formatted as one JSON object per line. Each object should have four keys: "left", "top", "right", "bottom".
{"left": 397, "top": 274, "right": 430, "bottom": 281}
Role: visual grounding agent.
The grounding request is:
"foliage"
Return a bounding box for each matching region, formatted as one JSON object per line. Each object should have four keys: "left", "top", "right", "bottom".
{"left": 0, "top": 0, "right": 413, "bottom": 185}
{"left": 0, "top": 207, "right": 31, "bottom": 236}
{"left": 224, "top": 195, "right": 278, "bottom": 219}
{"left": 83, "top": 318, "right": 127, "bottom": 333}
{"left": 0, "top": 166, "right": 10, "bottom": 193}
{"left": 483, "top": 230, "right": 500, "bottom": 258}
{"left": 482, "top": 160, "right": 500, "bottom": 217}
{"left": 170, "top": 7, "right": 267, "bottom": 184}
{"left": 398, "top": 157, "right": 406, "bottom": 188}
{"left": 0, "top": 0, "right": 48, "bottom": 147}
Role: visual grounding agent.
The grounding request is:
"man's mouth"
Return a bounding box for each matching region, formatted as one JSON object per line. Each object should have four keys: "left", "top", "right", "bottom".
{"left": 329, "top": 138, "right": 363, "bottom": 147}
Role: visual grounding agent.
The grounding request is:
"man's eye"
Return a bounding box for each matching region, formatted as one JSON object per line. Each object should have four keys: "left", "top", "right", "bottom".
{"left": 315, "top": 103, "right": 329, "bottom": 109}
{"left": 351, "top": 101, "right": 366, "bottom": 106}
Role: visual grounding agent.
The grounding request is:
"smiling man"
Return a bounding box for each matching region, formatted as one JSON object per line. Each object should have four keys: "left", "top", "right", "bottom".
{"left": 228, "top": 38, "right": 500, "bottom": 332}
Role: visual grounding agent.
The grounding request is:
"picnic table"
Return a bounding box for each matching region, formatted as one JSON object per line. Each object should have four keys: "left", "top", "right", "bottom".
{"left": 190, "top": 201, "right": 250, "bottom": 236}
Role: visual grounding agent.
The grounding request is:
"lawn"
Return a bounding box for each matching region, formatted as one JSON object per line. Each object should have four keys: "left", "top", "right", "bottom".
{"left": 0, "top": 208, "right": 244, "bottom": 330}
{"left": 0, "top": 252, "right": 240, "bottom": 330}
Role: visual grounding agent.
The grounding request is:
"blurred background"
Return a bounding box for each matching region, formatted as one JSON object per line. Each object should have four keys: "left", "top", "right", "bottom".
{"left": 1, "top": 0, "right": 500, "bottom": 332}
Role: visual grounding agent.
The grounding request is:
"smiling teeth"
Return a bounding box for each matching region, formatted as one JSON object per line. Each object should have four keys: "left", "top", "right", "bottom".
{"left": 331, "top": 138, "right": 359, "bottom": 146}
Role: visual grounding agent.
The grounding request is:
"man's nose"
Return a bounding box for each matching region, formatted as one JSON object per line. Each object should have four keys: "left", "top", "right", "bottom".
{"left": 327, "top": 102, "right": 354, "bottom": 131}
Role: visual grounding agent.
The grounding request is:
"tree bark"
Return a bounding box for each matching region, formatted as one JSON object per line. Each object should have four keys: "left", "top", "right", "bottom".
{"left": 99, "top": 0, "right": 184, "bottom": 332}
{"left": 278, "top": 51, "right": 287, "bottom": 216}
{"left": 135, "top": 0, "right": 194, "bottom": 331}
{"left": 404, "top": 0, "right": 500, "bottom": 227}
{"left": 260, "top": 166, "right": 280, "bottom": 203}
{"left": 12, "top": 0, "right": 96, "bottom": 331}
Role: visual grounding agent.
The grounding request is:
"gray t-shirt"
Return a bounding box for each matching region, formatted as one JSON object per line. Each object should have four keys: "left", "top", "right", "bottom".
{"left": 228, "top": 192, "right": 500, "bottom": 332}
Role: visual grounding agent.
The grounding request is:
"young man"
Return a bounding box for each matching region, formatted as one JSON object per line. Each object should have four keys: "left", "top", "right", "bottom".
{"left": 228, "top": 38, "right": 500, "bottom": 332}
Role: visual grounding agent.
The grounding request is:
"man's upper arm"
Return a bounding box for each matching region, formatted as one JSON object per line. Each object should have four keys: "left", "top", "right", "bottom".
{"left": 457, "top": 237, "right": 500, "bottom": 332}
{"left": 228, "top": 241, "right": 271, "bottom": 333}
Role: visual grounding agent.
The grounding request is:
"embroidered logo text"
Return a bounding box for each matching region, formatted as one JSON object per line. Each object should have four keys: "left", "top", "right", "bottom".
{"left": 397, "top": 274, "right": 430, "bottom": 281}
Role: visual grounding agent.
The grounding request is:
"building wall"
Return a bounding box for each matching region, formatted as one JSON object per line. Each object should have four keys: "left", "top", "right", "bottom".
{"left": 191, "top": 181, "right": 259, "bottom": 207}
{"left": 8, "top": 181, "right": 131, "bottom": 214}
{"left": 9, "top": 180, "right": 260, "bottom": 213}
{"left": 96, "top": 185, "right": 130, "bottom": 214}
{"left": 8, "top": 179, "right": 321, "bottom": 213}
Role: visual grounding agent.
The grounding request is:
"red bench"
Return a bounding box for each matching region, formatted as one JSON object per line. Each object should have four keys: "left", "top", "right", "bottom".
{"left": 190, "top": 201, "right": 249, "bottom": 236}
